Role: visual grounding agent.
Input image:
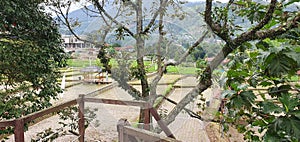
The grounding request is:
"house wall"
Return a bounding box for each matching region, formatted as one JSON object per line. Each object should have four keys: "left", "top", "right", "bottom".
{"left": 62, "top": 35, "right": 95, "bottom": 48}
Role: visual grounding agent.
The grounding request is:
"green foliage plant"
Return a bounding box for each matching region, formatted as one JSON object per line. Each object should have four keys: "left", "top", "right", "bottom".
{"left": 0, "top": 0, "right": 67, "bottom": 136}
{"left": 222, "top": 38, "right": 300, "bottom": 141}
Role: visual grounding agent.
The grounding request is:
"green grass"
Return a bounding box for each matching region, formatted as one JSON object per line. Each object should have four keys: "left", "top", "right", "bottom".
{"left": 166, "top": 66, "right": 196, "bottom": 74}
{"left": 67, "top": 59, "right": 100, "bottom": 67}
{"left": 144, "top": 63, "right": 196, "bottom": 75}
{"left": 67, "top": 59, "right": 197, "bottom": 75}
{"left": 108, "top": 58, "right": 118, "bottom": 68}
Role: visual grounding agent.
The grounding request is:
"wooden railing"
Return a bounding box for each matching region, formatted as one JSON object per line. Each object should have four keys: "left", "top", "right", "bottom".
{"left": 0, "top": 99, "right": 78, "bottom": 141}
{"left": 117, "top": 119, "right": 180, "bottom": 142}
{"left": 0, "top": 94, "right": 176, "bottom": 142}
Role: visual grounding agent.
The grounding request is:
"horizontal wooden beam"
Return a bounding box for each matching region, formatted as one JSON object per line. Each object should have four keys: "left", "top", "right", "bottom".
{"left": 23, "top": 99, "right": 77, "bottom": 123}
{"left": 83, "top": 98, "right": 149, "bottom": 108}
{"left": 0, "top": 119, "right": 15, "bottom": 127}
{"left": 0, "top": 99, "right": 77, "bottom": 127}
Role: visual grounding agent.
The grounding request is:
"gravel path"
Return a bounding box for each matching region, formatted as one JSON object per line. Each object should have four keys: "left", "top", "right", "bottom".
{"left": 6, "top": 81, "right": 138, "bottom": 142}
{"left": 158, "top": 76, "right": 244, "bottom": 142}
{"left": 4, "top": 75, "right": 243, "bottom": 142}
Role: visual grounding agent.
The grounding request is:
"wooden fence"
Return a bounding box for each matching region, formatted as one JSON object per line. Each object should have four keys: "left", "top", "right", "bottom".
{"left": 117, "top": 119, "right": 180, "bottom": 142}
{"left": 0, "top": 94, "right": 176, "bottom": 142}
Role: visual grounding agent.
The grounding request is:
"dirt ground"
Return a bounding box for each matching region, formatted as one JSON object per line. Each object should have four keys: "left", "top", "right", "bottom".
{"left": 4, "top": 75, "right": 245, "bottom": 142}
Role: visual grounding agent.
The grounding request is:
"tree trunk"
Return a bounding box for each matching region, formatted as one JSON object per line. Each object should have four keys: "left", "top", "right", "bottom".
{"left": 136, "top": 0, "right": 149, "bottom": 123}
{"left": 156, "top": 0, "right": 164, "bottom": 73}
{"left": 162, "top": 44, "right": 233, "bottom": 127}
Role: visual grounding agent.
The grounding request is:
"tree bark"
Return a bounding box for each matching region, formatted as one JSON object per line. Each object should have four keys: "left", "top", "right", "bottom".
{"left": 136, "top": 0, "right": 150, "bottom": 123}
{"left": 156, "top": 0, "right": 164, "bottom": 73}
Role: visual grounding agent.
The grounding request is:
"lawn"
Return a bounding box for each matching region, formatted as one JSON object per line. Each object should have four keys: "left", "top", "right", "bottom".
{"left": 67, "top": 59, "right": 100, "bottom": 67}
{"left": 67, "top": 59, "right": 197, "bottom": 75}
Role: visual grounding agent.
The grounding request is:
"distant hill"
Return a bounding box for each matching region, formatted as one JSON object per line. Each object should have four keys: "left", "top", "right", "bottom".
{"left": 58, "top": 1, "right": 208, "bottom": 45}
{"left": 58, "top": 1, "right": 298, "bottom": 47}
{"left": 60, "top": 0, "right": 299, "bottom": 36}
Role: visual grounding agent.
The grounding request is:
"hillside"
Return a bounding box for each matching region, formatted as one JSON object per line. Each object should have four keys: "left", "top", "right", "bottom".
{"left": 58, "top": 2, "right": 207, "bottom": 45}
{"left": 58, "top": 1, "right": 298, "bottom": 47}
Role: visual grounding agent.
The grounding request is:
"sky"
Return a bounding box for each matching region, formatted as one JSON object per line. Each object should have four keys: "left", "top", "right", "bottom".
{"left": 187, "top": 0, "right": 229, "bottom": 2}
{"left": 52, "top": 0, "right": 230, "bottom": 14}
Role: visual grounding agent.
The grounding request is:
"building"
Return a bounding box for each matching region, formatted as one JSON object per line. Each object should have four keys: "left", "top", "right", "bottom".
{"left": 114, "top": 46, "right": 135, "bottom": 52}
{"left": 62, "top": 35, "right": 94, "bottom": 48}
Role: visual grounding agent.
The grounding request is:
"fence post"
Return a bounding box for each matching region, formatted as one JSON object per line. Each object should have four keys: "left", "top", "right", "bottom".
{"left": 117, "top": 119, "right": 125, "bottom": 142}
{"left": 117, "top": 119, "right": 132, "bottom": 142}
{"left": 14, "top": 118, "right": 24, "bottom": 142}
{"left": 78, "top": 94, "right": 85, "bottom": 142}
{"left": 143, "top": 103, "right": 150, "bottom": 130}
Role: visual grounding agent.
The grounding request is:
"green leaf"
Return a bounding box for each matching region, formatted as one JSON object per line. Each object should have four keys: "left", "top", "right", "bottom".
{"left": 263, "top": 19, "right": 278, "bottom": 29}
{"left": 277, "top": 117, "right": 300, "bottom": 140}
{"left": 240, "top": 90, "right": 256, "bottom": 107}
{"left": 264, "top": 132, "right": 282, "bottom": 142}
{"left": 238, "top": 84, "right": 248, "bottom": 90}
{"left": 259, "top": 81, "right": 273, "bottom": 87}
{"left": 230, "top": 90, "right": 256, "bottom": 108}
{"left": 222, "top": 90, "right": 236, "bottom": 98}
{"left": 248, "top": 77, "right": 258, "bottom": 87}
{"left": 264, "top": 52, "right": 297, "bottom": 77}
{"left": 294, "top": 46, "right": 300, "bottom": 52}
{"left": 261, "top": 101, "right": 282, "bottom": 114}
{"left": 284, "top": 50, "right": 300, "bottom": 65}
{"left": 290, "top": 110, "right": 300, "bottom": 119}
{"left": 252, "top": 119, "right": 267, "bottom": 127}
{"left": 230, "top": 95, "right": 244, "bottom": 108}
{"left": 279, "top": 94, "right": 299, "bottom": 112}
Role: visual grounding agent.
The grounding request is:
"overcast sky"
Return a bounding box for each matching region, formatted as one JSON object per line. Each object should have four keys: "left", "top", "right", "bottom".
{"left": 64, "top": 0, "right": 229, "bottom": 13}
{"left": 187, "top": 0, "right": 229, "bottom": 2}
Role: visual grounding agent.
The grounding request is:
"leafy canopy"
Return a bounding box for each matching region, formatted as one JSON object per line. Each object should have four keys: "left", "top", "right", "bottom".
{"left": 0, "top": 0, "right": 67, "bottom": 128}
{"left": 204, "top": 0, "right": 300, "bottom": 141}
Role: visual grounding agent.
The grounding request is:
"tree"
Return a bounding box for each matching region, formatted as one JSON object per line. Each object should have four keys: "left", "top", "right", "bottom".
{"left": 47, "top": 0, "right": 127, "bottom": 77}
{"left": 223, "top": 37, "right": 300, "bottom": 141}
{"left": 0, "top": 0, "right": 67, "bottom": 135}
{"left": 161, "top": 0, "right": 300, "bottom": 140}
{"left": 48, "top": 0, "right": 299, "bottom": 140}
{"left": 49, "top": 0, "right": 208, "bottom": 123}
{"left": 93, "top": 0, "right": 210, "bottom": 124}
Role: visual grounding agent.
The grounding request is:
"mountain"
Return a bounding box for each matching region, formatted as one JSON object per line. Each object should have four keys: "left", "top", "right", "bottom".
{"left": 59, "top": 0, "right": 299, "bottom": 36}
{"left": 58, "top": 1, "right": 207, "bottom": 45}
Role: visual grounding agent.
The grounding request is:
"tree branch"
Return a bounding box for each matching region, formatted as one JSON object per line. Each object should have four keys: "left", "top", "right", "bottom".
{"left": 204, "top": 0, "right": 226, "bottom": 40}
{"left": 234, "top": 0, "right": 277, "bottom": 44}
{"left": 162, "top": 0, "right": 300, "bottom": 130}
{"left": 92, "top": 0, "right": 135, "bottom": 37}
{"left": 161, "top": 76, "right": 213, "bottom": 129}
{"left": 53, "top": 2, "right": 97, "bottom": 45}
{"left": 253, "top": 0, "right": 277, "bottom": 31}
{"left": 83, "top": 5, "right": 101, "bottom": 15}
{"left": 234, "top": 11, "right": 300, "bottom": 45}
{"left": 156, "top": 95, "right": 218, "bottom": 122}
{"left": 122, "top": 0, "right": 138, "bottom": 11}
{"left": 142, "top": 0, "right": 169, "bottom": 34}
{"left": 165, "top": 31, "right": 209, "bottom": 67}
{"left": 149, "top": 31, "right": 208, "bottom": 102}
